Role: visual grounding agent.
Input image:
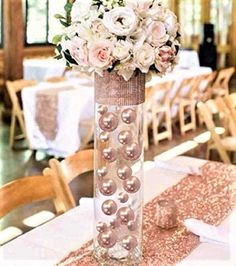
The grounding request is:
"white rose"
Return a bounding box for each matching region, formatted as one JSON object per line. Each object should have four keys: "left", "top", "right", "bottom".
{"left": 134, "top": 43, "right": 155, "bottom": 73}
{"left": 125, "top": 0, "right": 152, "bottom": 11}
{"left": 128, "top": 28, "right": 146, "bottom": 50}
{"left": 116, "top": 60, "right": 136, "bottom": 81}
{"left": 113, "top": 40, "right": 133, "bottom": 61}
{"left": 64, "top": 23, "right": 79, "bottom": 39}
{"left": 71, "top": 0, "right": 92, "bottom": 21}
{"left": 147, "top": 21, "right": 168, "bottom": 47}
{"left": 164, "top": 10, "right": 179, "bottom": 36}
{"left": 147, "top": 1, "right": 166, "bottom": 19}
{"left": 62, "top": 37, "right": 89, "bottom": 67}
{"left": 103, "top": 7, "right": 137, "bottom": 36}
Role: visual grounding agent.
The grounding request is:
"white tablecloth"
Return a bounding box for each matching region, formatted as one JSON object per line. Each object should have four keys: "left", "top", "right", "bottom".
{"left": 177, "top": 50, "right": 200, "bottom": 68}
{"left": 22, "top": 81, "right": 94, "bottom": 157}
{"left": 1, "top": 156, "right": 235, "bottom": 266}
{"left": 23, "top": 59, "right": 66, "bottom": 82}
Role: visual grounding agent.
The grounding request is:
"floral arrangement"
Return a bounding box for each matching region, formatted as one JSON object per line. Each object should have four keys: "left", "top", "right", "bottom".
{"left": 54, "top": 0, "right": 180, "bottom": 81}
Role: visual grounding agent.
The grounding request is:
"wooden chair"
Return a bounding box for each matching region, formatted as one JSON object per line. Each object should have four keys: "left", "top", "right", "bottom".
{"left": 48, "top": 149, "right": 94, "bottom": 207}
{"left": 6, "top": 79, "right": 37, "bottom": 148}
{"left": 0, "top": 171, "right": 69, "bottom": 219}
{"left": 197, "top": 101, "right": 236, "bottom": 164}
{"left": 171, "top": 77, "right": 198, "bottom": 135}
{"left": 196, "top": 71, "right": 217, "bottom": 101}
{"left": 151, "top": 81, "right": 173, "bottom": 145}
{"left": 215, "top": 97, "right": 236, "bottom": 137}
{"left": 211, "top": 67, "right": 235, "bottom": 97}
{"left": 144, "top": 82, "right": 173, "bottom": 149}
{"left": 224, "top": 93, "right": 236, "bottom": 130}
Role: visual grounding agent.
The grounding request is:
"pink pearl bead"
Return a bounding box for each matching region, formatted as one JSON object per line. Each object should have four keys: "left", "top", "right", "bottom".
{"left": 96, "top": 222, "right": 107, "bottom": 233}
{"left": 96, "top": 167, "right": 108, "bottom": 178}
{"left": 123, "top": 176, "right": 141, "bottom": 194}
{"left": 122, "top": 235, "right": 138, "bottom": 250}
{"left": 122, "top": 143, "right": 141, "bottom": 161}
{"left": 98, "top": 105, "right": 108, "bottom": 115}
{"left": 117, "top": 165, "right": 132, "bottom": 180}
{"left": 102, "top": 200, "right": 117, "bottom": 216}
{"left": 99, "top": 179, "right": 117, "bottom": 196}
{"left": 97, "top": 230, "right": 117, "bottom": 248}
{"left": 103, "top": 148, "right": 117, "bottom": 163}
{"left": 99, "top": 132, "right": 109, "bottom": 142}
{"left": 99, "top": 112, "right": 118, "bottom": 132}
{"left": 118, "top": 192, "right": 129, "bottom": 203}
{"left": 127, "top": 220, "right": 137, "bottom": 231}
{"left": 121, "top": 108, "right": 136, "bottom": 124}
{"left": 117, "top": 207, "right": 135, "bottom": 225}
{"left": 109, "top": 217, "right": 121, "bottom": 229}
{"left": 118, "top": 130, "right": 132, "bottom": 145}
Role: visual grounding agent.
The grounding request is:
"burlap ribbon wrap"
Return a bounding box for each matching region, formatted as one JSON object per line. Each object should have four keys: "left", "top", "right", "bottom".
{"left": 95, "top": 70, "right": 145, "bottom": 106}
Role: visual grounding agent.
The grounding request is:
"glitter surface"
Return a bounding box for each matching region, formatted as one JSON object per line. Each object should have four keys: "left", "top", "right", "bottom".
{"left": 57, "top": 162, "right": 236, "bottom": 266}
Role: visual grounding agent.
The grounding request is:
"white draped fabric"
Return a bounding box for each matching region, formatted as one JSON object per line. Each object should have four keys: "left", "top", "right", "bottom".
{"left": 22, "top": 81, "right": 94, "bottom": 157}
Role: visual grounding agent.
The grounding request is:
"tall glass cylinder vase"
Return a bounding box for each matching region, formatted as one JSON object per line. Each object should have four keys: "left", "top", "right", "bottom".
{"left": 93, "top": 70, "right": 145, "bottom": 265}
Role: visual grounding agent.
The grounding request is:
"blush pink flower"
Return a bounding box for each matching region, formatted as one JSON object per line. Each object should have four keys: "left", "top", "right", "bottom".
{"left": 155, "top": 46, "right": 176, "bottom": 72}
{"left": 89, "top": 40, "right": 114, "bottom": 69}
{"left": 147, "top": 21, "right": 168, "bottom": 47}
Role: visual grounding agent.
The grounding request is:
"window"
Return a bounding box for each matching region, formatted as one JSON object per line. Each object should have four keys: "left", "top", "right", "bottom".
{"left": 210, "top": 0, "right": 232, "bottom": 45}
{"left": 25, "top": 0, "right": 66, "bottom": 45}
{"left": 179, "top": 0, "right": 202, "bottom": 48}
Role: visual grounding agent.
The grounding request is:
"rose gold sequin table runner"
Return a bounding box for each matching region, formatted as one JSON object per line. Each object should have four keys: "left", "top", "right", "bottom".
{"left": 35, "top": 86, "right": 74, "bottom": 140}
{"left": 58, "top": 161, "right": 236, "bottom": 266}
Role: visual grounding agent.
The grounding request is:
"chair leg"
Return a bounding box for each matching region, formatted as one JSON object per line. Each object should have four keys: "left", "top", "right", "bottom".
{"left": 166, "top": 109, "right": 172, "bottom": 140}
{"left": 144, "top": 120, "right": 149, "bottom": 150}
{"left": 206, "top": 144, "right": 211, "bottom": 160}
{"left": 152, "top": 120, "right": 158, "bottom": 146}
{"left": 179, "top": 104, "right": 185, "bottom": 136}
{"left": 191, "top": 102, "right": 196, "bottom": 130}
{"left": 17, "top": 113, "right": 27, "bottom": 139}
{"left": 9, "top": 114, "right": 16, "bottom": 148}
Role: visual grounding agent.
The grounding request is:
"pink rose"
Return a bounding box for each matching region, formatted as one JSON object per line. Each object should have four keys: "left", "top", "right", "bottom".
{"left": 147, "top": 21, "right": 168, "bottom": 47}
{"left": 89, "top": 40, "right": 114, "bottom": 69}
{"left": 155, "top": 46, "right": 176, "bottom": 72}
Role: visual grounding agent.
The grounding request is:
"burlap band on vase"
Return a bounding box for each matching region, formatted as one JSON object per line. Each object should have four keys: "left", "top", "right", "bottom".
{"left": 95, "top": 70, "right": 145, "bottom": 106}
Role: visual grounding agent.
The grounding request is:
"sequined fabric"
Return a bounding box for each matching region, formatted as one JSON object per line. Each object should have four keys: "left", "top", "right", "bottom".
{"left": 35, "top": 86, "right": 73, "bottom": 140}
{"left": 95, "top": 71, "right": 145, "bottom": 106}
{"left": 58, "top": 162, "right": 236, "bottom": 266}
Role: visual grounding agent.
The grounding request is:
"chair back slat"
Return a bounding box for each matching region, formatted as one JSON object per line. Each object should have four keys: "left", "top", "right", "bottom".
{"left": 0, "top": 175, "right": 60, "bottom": 218}
{"left": 48, "top": 150, "right": 94, "bottom": 208}
{"left": 212, "top": 67, "right": 235, "bottom": 96}
{"left": 197, "top": 101, "right": 231, "bottom": 163}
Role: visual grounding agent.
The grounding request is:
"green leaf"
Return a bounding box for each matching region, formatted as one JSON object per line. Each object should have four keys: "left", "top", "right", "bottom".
{"left": 64, "top": 3, "right": 73, "bottom": 13}
{"left": 54, "top": 14, "right": 66, "bottom": 20}
{"left": 55, "top": 54, "right": 63, "bottom": 60}
{"left": 52, "top": 35, "right": 62, "bottom": 45}
{"left": 59, "top": 19, "right": 70, "bottom": 27}
{"left": 56, "top": 44, "right": 62, "bottom": 53}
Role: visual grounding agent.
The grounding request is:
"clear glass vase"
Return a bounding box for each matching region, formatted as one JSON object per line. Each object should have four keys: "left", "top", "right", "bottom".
{"left": 93, "top": 71, "right": 145, "bottom": 265}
